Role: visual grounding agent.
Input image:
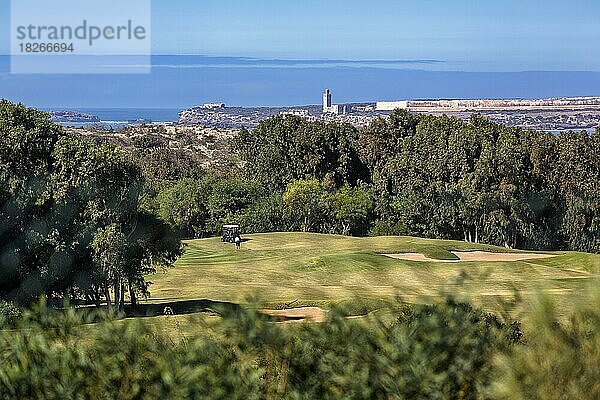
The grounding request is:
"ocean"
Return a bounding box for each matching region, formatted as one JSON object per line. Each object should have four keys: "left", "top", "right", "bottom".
{"left": 73, "top": 108, "right": 180, "bottom": 124}
{"left": 44, "top": 108, "right": 182, "bottom": 128}
{"left": 2, "top": 55, "right": 600, "bottom": 110}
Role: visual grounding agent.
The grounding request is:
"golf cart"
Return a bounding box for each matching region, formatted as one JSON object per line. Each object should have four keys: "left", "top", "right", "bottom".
{"left": 222, "top": 224, "right": 240, "bottom": 243}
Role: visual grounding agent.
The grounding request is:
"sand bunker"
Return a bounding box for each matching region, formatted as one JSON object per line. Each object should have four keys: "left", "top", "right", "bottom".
{"left": 261, "top": 307, "right": 327, "bottom": 323}
{"left": 384, "top": 251, "right": 557, "bottom": 263}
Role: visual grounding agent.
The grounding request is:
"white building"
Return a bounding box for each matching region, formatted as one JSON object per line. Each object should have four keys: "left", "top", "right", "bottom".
{"left": 201, "top": 103, "right": 225, "bottom": 109}
{"left": 323, "top": 89, "right": 341, "bottom": 114}
{"left": 353, "top": 105, "right": 375, "bottom": 112}
{"left": 376, "top": 101, "right": 409, "bottom": 111}
{"left": 280, "top": 109, "right": 310, "bottom": 117}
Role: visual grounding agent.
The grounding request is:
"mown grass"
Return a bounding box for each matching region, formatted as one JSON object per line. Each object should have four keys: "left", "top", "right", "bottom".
{"left": 146, "top": 233, "right": 600, "bottom": 317}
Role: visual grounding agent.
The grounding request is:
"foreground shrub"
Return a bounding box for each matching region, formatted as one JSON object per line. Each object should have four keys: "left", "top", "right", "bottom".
{"left": 492, "top": 289, "right": 600, "bottom": 399}
{"left": 0, "top": 299, "right": 519, "bottom": 399}
{"left": 1, "top": 291, "right": 600, "bottom": 399}
{"left": 0, "top": 301, "right": 20, "bottom": 327}
{"left": 242, "top": 300, "right": 521, "bottom": 399}
{"left": 0, "top": 303, "right": 262, "bottom": 399}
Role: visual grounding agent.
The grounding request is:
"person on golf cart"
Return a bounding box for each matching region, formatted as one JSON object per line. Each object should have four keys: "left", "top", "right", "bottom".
{"left": 234, "top": 233, "right": 241, "bottom": 250}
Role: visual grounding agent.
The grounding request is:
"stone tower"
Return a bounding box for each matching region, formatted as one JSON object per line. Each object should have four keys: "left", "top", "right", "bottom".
{"left": 323, "top": 89, "right": 332, "bottom": 112}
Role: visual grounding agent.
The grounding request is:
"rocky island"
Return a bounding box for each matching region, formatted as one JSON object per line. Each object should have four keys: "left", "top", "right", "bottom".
{"left": 49, "top": 111, "right": 101, "bottom": 124}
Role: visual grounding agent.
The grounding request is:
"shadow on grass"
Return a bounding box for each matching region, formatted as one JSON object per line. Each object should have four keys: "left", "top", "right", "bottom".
{"left": 124, "top": 299, "right": 241, "bottom": 318}
{"left": 123, "top": 298, "right": 306, "bottom": 322}
{"left": 222, "top": 238, "right": 253, "bottom": 243}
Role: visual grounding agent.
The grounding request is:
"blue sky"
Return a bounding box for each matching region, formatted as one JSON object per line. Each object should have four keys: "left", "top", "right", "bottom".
{"left": 159, "top": 1, "right": 600, "bottom": 71}
{"left": 1, "top": 0, "right": 599, "bottom": 71}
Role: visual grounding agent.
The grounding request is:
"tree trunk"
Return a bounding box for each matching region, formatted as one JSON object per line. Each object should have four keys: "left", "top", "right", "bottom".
{"left": 119, "top": 282, "right": 125, "bottom": 311}
{"left": 129, "top": 280, "right": 137, "bottom": 307}
{"left": 113, "top": 282, "right": 120, "bottom": 310}
{"left": 94, "top": 290, "right": 102, "bottom": 307}
{"left": 104, "top": 285, "right": 112, "bottom": 309}
{"left": 342, "top": 222, "right": 350, "bottom": 236}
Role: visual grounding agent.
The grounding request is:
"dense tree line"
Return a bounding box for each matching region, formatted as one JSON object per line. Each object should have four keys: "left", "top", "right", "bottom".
{"left": 149, "top": 116, "right": 374, "bottom": 238}
{"left": 359, "top": 110, "right": 600, "bottom": 252}
{"left": 55, "top": 110, "right": 597, "bottom": 258}
{"left": 150, "top": 176, "right": 373, "bottom": 238}
{"left": 186, "top": 111, "right": 600, "bottom": 253}
{"left": 234, "top": 116, "right": 369, "bottom": 190}
{"left": 0, "top": 101, "right": 181, "bottom": 307}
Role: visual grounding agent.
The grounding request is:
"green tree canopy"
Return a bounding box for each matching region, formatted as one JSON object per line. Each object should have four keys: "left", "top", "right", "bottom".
{"left": 283, "top": 179, "right": 329, "bottom": 232}
{"left": 330, "top": 186, "right": 373, "bottom": 236}
{"left": 156, "top": 178, "right": 213, "bottom": 238}
{"left": 234, "top": 115, "right": 368, "bottom": 191}
{"left": 0, "top": 100, "right": 181, "bottom": 306}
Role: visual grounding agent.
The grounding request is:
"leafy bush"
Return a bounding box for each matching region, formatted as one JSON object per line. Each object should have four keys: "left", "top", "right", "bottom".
{"left": 206, "top": 178, "right": 263, "bottom": 232}
{"left": 0, "top": 300, "right": 21, "bottom": 327}
{"left": 369, "top": 219, "right": 408, "bottom": 237}
{"left": 0, "top": 303, "right": 263, "bottom": 399}
{"left": 240, "top": 193, "right": 290, "bottom": 233}
{"left": 156, "top": 178, "right": 212, "bottom": 238}
{"left": 492, "top": 289, "right": 600, "bottom": 399}
{"left": 2, "top": 290, "right": 600, "bottom": 399}
{"left": 0, "top": 299, "right": 519, "bottom": 399}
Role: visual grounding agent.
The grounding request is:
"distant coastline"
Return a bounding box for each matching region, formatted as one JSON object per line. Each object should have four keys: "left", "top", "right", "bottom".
{"left": 43, "top": 99, "right": 599, "bottom": 133}
{"left": 44, "top": 108, "right": 181, "bottom": 128}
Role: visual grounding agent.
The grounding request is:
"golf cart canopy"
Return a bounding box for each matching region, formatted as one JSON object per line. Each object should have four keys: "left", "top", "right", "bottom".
{"left": 222, "top": 225, "right": 240, "bottom": 243}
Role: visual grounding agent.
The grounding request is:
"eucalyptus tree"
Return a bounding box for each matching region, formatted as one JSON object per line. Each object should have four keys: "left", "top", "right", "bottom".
{"left": 0, "top": 101, "right": 181, "bottom": 307}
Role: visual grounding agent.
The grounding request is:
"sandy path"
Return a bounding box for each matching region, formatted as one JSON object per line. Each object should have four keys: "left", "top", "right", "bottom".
{"left": 384, "top": 251, "right": 558, "bottom": 263}
{"left": 383, "top": 253, "right": 456, "bottom": 262}
{"left": 453, "top": 251, "right": 557, "bottom": 262}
